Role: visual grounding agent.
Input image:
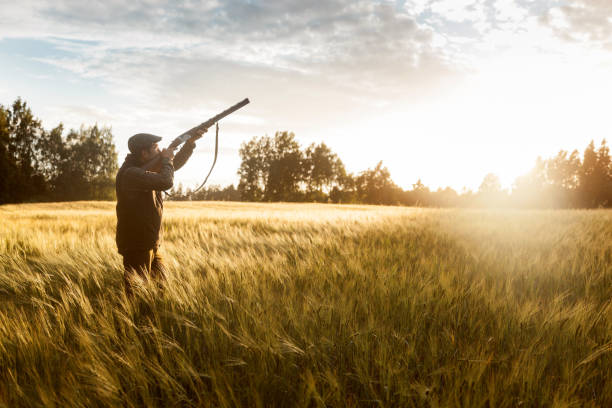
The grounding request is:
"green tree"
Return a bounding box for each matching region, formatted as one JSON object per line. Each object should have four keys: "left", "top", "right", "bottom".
{"left": 264, "top": 132, "right": 304, "bottom": 201}
{"left": 7, "top": 99, "right": 41, "bottom": 177}
{"left": 2, "top": 99, "right": 47, "bottom": 202}
{"left": 546, "top": 150, "right": 581, "bottom": 190}
{"left": 580, "top": 141, "right": 598, "bottom": 207}
{"left": 543, "top": 149, "right": 581, "bottom": 207}
{"left": 237, "top": 136, "right": 270, "bottom": 201}
{"left": 304, "top": 142, "right": 346, "bottom": 201}
{"left": 0, "top": 105, "right": 20, "bottom": 203}
{"left": 355, "top": 161, "right": 400, "bottom": 204}
{"left": 330, "top": 172, "right": 357, "bottom": 203}
{"left": 1, "top": 98, "right": 119, "bottom": 203}
{"left": 37, "top": 123, "right": 66, "bottom": 186}
{"left": 596, "top": 140, "right": 612, "bottom": 206}
{"left": 579, "top": 140, "right": 611, "bottom": 207}
{"left": 53, "top": 125, "right": 118, "bottom": 200}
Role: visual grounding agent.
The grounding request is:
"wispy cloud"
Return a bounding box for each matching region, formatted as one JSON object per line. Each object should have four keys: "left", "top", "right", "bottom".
{"left": 0, "top": 1, "right": 465, "bottom": 123}
{"left": 2, "top": 0, "right": 612, "bottom": 190}
{"left": 3, "top": 0, "right": 568, "bottom": 108}
{"left": 0, "top": 1, "right": 470, "bottom": 139}
{"left": 541, "top": 0, "right": 612, "bottom": 48}
{"left": 2, "top": 2, "right": 446, "bottom": 74}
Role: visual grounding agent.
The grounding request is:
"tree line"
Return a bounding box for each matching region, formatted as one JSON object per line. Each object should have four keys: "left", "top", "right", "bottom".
{"left": 2, "top": 98, "right": 611, "bottom": 208}
{"left": 0, "top": 98, "right": 118, "bottom": 203}
{"left": 172, "top": 131, "right": 612, "bottom": 208}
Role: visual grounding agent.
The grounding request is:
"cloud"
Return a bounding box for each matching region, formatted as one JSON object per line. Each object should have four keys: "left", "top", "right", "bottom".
{"left": 4, "top": 1, "right": 606, "bottom": 122}
{"left": 0, "top": 0, "right": 470, "bottom": 139}
{"left": 429, "top": 0, "right": 487, "bottom": 24}
{"left": 1, "top": 1, "right": 463, "bottom": 112}
{"left": 541, "top": 0, "right": 612, "bottom": 48}
{"left": 5, "top": 0, "right": 589, "bottom": 144}
{"left": 1, "top": 1, "right": 443, "bottom": 70}
{"left": 4, "top": 0, "right": 612, "bottom": 191}
{"left": 493, "top": 0, "right": 529, "bottom": 27}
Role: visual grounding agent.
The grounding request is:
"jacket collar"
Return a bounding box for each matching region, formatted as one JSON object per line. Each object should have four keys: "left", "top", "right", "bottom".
{"left": 122, "top": 153, "right": 141, "bottom": 168}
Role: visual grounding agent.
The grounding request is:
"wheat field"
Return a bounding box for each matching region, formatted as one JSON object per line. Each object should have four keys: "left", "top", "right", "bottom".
{"left": 0, "top": 201, "right": 610, "bottom": 407}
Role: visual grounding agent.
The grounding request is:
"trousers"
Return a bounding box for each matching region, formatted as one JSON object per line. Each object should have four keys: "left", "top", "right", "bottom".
{"left": 122, "top": 248, "right": 166, "bottom": 297}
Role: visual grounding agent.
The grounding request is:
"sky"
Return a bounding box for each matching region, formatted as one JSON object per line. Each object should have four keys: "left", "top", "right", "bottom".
{"left": 1, "top": 0, "right": 612, "bottom": 192}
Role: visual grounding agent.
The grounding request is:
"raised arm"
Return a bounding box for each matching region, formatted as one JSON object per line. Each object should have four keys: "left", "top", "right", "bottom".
{"left": 122, "top": 157, "right": 174, "bottom": 191}
{"left": 173, "top": 142, "right": 195, "bottom": 171}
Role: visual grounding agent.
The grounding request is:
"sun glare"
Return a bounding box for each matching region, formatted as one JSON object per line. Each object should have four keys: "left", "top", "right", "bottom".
{"left": 341, "top": 52, "right": 612, "bottom": 192}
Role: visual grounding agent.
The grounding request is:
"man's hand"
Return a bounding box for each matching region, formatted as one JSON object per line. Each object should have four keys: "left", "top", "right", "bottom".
{"left": 160, "top": 148, "right": 174, "bottom": 160}
{"left": 187, "top": 128, "right": 208, "bottom": 146}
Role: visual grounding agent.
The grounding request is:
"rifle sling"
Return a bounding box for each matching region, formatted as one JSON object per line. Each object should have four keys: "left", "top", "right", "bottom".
{"left": 164, "top": 122, "right": 219, "bottom": 198}
{"left": 190, "top": 122, "right": 219, "bottom": 195}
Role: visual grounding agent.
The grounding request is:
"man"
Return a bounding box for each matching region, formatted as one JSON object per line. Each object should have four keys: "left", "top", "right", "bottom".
{"left": 115, "top": 130, "right": 205, "bottom": 297}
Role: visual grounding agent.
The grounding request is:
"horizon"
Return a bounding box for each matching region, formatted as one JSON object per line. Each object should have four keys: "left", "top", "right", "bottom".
{"left": 1, "top": 0, "right": 611, "bottom": 191}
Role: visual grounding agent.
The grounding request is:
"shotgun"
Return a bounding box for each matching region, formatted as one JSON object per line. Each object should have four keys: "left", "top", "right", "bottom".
{"left": 142, "top": 98, "right": 250, "bottom": 172}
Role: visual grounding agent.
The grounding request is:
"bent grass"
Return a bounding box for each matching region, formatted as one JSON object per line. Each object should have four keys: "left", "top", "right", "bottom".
{"left": 0, "top": 202, "right": 610, "bottom": 407}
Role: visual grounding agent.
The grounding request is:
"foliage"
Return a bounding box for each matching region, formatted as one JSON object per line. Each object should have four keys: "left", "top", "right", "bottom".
{"left": 0, "top": 99, "right": 47, "bottom": 202}
{"left": 354, "top": 161, "right": 401, "bottom": 205}
{"left": 0, "top": 98, "right": 118, "bottom": 203}
{"left": 237, "top": 134, "right": 402, "bottom": 205}
{"left": 238, "top": 131, "right": 309, "bottom": 202}
{"left": 1, "top": 202, "right": 610, "bottom": 407}
{"left": 52, "top": 125, "right": 118, "bottom": 200}
{"left": 304, "top": 142, "right": 346, "bottom": 196}
{"left": 234, "top": 132, "right": 612, "bottom": 208}
{"left": 264, "top": 131, "right": 304, "bottom": 201}
{"left": 169, "top": 184, "right": 241, "bottom": 201}
{"left": 237, "top": 136, "right": 269, "bottom": 201}
{"left": 4, "top": 96, "right": 611, "bottom": 208}
{"left": 580, "top": 140, "right": 612, "bottom": 207}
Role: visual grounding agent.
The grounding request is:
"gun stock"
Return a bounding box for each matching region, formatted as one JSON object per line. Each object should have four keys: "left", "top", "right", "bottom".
{"left": 141, "top": 98, "right": 250, "bottom": 172}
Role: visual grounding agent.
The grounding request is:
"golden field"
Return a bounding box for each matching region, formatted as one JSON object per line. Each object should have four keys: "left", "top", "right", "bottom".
{"left": 0, "top": 202, "right": 610, "bottom": 407}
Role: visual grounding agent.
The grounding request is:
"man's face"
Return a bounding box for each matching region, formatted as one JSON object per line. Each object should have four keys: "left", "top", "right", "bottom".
{"left": 141, "top": 143, "right": 160, "bottom": 162}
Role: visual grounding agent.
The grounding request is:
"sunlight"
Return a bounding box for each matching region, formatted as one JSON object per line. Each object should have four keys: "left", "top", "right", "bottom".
{"left": 342, "top": 51, "right": 612, "bottom": 192}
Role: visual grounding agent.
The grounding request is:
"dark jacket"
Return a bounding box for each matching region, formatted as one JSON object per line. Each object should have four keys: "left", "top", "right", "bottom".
{"left": 115, "top": 144, "right": 194, "bottom": 254}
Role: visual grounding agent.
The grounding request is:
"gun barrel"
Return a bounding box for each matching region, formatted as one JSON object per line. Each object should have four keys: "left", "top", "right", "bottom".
{"left": 141, "top": 98, "right": 250, "bottom": 171}
{"left": 207, "top": 98, "right": 250, "bottom": 126}
{"left": 170, "top": 98, "right": 250, "bottom": 149}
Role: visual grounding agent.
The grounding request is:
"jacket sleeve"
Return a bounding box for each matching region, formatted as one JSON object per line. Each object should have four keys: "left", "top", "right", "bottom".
{"left": 174, "top": 142, "right": 195, "bottom": 171}
{"left": 121, "top": 157, "right": 174, "bottom": 191}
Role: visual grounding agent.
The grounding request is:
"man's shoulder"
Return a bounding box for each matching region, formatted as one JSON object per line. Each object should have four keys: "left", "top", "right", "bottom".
{"left": 118, "top": 164, "right": 144, "bottom": 177}
{"left": 116, "top": 163, "right": 145, "bottom": 190}
{"left": 118, "top": 155, "right": 141, "bottom": 173}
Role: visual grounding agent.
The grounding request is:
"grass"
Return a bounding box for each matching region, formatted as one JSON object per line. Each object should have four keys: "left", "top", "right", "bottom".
{"left": 0, "top": 201, "right": 610, "bottom": 407}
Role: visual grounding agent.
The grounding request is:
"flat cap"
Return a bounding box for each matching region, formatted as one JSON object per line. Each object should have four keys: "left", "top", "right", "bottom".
{"left": 128, "top": 133, "right": 162, "bottom": 154}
